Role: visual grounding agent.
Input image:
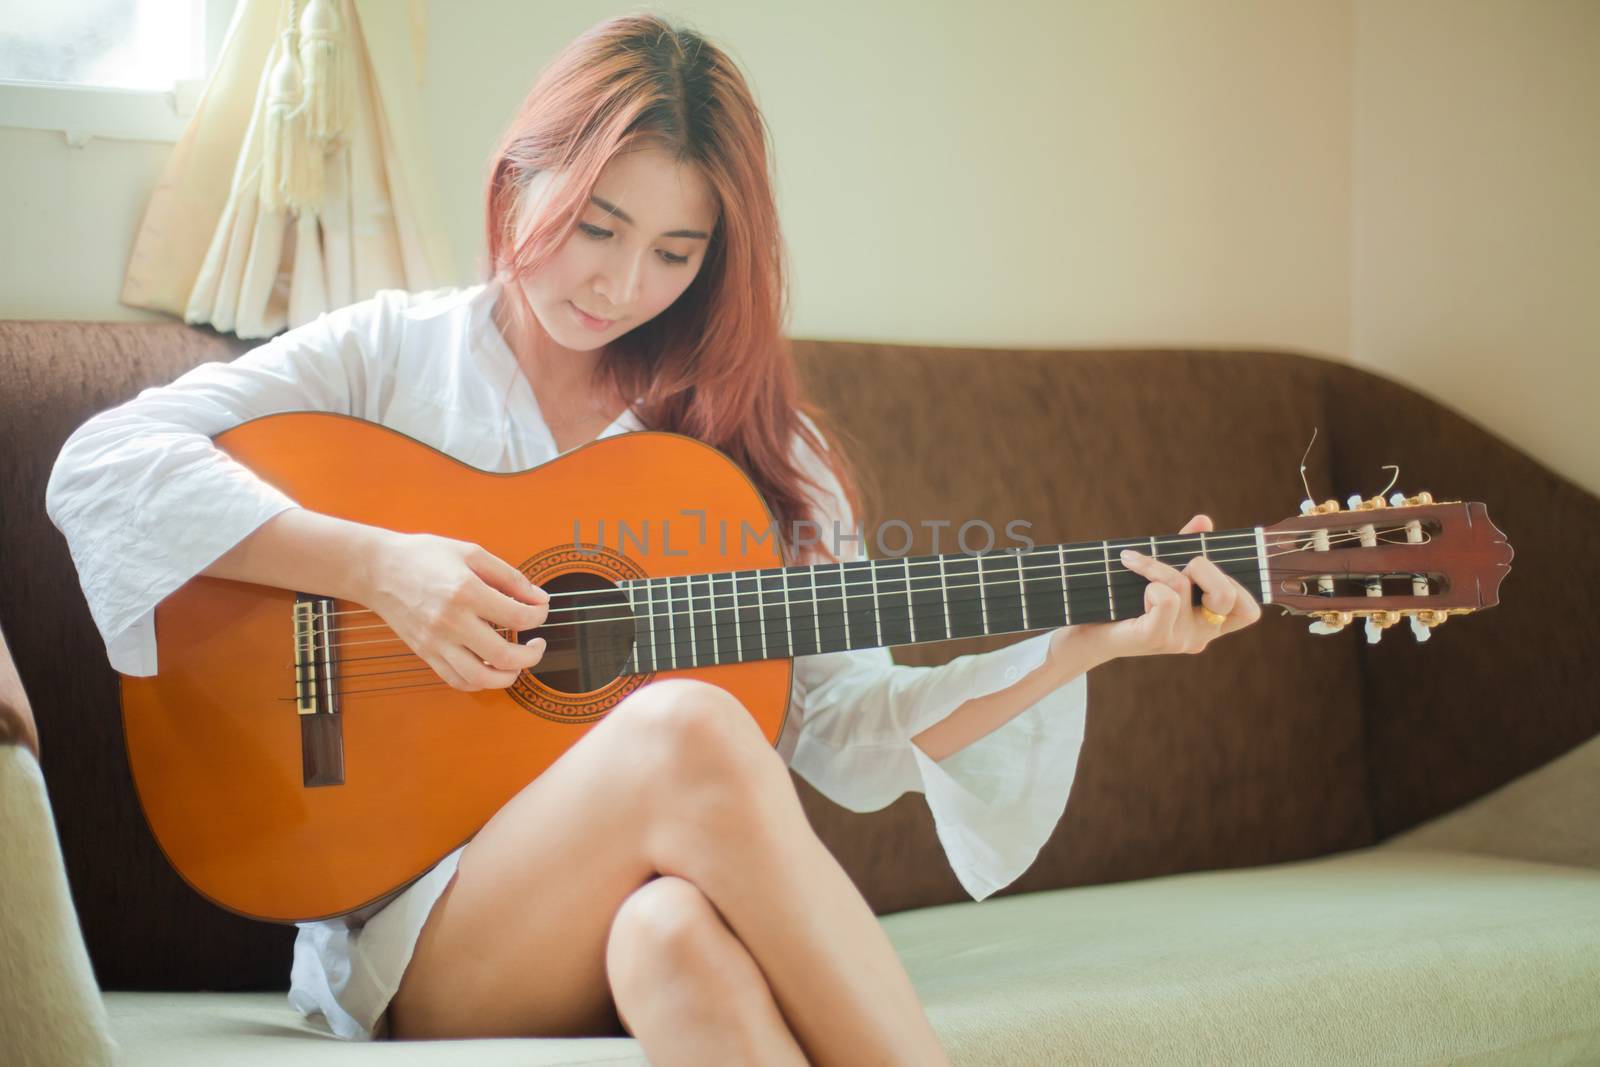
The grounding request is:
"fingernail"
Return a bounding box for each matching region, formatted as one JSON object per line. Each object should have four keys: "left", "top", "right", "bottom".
{"left": 1120, "top": 549, "right": 1138, "bottom": 564}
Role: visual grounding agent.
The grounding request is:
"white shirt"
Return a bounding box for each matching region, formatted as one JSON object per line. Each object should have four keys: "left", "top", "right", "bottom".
{"left": 45, "top": 279, "right": 1089, "bottom": 1039}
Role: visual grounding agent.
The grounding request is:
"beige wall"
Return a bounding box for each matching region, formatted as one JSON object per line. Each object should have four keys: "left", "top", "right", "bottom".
{"left": 1351, "top": 0, "right": 1600, "bottom": 497}
{"left": 1, "top": 1, "right": 1593, "bottom": 492}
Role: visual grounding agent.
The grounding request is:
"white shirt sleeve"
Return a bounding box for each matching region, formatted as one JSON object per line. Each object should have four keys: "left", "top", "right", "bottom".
{"left": 45, "top": 293, "right": 403, "bottom": 677}
{"left": 784, "top": 423, "right": 1090, "bottom": 902}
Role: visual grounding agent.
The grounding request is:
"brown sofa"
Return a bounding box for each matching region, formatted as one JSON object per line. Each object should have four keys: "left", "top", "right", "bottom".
{"left": 2, "top": 317, "right": 1598, "bottom": 1065}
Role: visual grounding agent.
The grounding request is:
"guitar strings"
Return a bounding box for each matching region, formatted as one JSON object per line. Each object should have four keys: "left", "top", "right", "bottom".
{"left": 280, "top": 529, "right": 1432, "bottom": 700}
{"left": 308, "top": 525, "right": 1391, "bottom": 626}
{"left": 305, "top": 524, "right": 1421, "bottom": 640}
{"left": 299, "top": 528, "right": 1414, "bottom": 668}
{"left": 314, "top": 561, "right": 1397, "bottom": 686}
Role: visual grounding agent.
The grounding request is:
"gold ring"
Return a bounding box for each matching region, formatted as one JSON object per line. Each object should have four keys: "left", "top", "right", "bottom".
{"left": 1199, "top": 604, "right": 1227, "bottom": 626}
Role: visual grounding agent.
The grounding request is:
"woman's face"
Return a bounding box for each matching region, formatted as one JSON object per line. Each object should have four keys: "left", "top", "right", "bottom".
{"left": 512, "top": 146, "right": 718, "bottom": 352}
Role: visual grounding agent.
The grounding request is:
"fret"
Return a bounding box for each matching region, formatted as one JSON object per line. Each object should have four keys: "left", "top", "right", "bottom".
{"left": 1065, "top": 541, "right": 1108, "bottom": 624}
{"left": 1016, "top": 552, "right": 1029, "bottom": 629}
{"left": 685, "top": 576, "right": 698, "bottom": 664}
{"left": 1106, "top": 537, "right": 1152, "bottom": 622}
{"left": 841, "top": 560, "right": 877, "bottom": 650}
{"left": 754, "top": 571, "right": 768, "bottom": 659}
{"left": 1254, "top": 527, "right": 1274, "bottom": 605}
{"left": 630, "top": 581, "right": 652, "bottom": 673}
{"left": 939, "top": 554, "right": 953, "bottom": 637}
{"left": 811, "top": 565, "right": 823, "bottom": 651}
{"left": 876, "top": 557, "right": 913, "bottom": 647}
{"left": 651, "top": 578, "right": 674, "bottom": 670}
{"left": 978, "top": 554, "right": 990, "bottom": 631}
{"left": 669, "top": 576, "right": 693, "bottom": 669}
{"left": 1214, "top": 530, "right": 1265, "bottom": 603}
{"left": 711, "top": 572, "right": 738, "bottom": 664}
{"left": 943, "top": 553, "right": 984, "bottom": 638}
{"left": 760, "top": 568, "right": 790, "bottom": 660}
{"left": 734, "top": 571, "right": 761, "bottom": 662}
{"left": 978, "top": 552, "right": 1024, "bottom": 636}
{"left": 868, "top": 560, "right": 883, "bottom": 646}
{"left": 690, "top": 574, "right": 715, "bottom": 667}
{"left": 908, "top": 556, "right": 949, "bottom": 643}
{"left": 1101, "top": 541, "right": 1116, "bottom": 621}
{"left": 1021, "top": 547, "right": 1066, "bottom": 629}
{"left": 1058, "top": 544, "right": 1071, "bottom": 624}
{"left": 814, "top": 563, "right": 846, "bottom": 653}
{"left": 786, "top": 566, "right": 820, "bottom": 656}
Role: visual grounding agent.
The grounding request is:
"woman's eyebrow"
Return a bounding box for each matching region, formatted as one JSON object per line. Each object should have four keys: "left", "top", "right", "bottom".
{"left": 590, "top": 196, "right": 710, "bottom": 239}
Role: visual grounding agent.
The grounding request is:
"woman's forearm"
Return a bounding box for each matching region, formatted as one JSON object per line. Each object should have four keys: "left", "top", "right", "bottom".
{"left": 910, "top": 625, "right": 1112, "bottom": 763}
{"left": 200, "top": 508, "right": 393, "bottom": 604}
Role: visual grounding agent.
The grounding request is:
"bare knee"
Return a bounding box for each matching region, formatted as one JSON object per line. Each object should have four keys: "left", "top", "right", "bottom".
{"left": 603, "top": 679, "right": 810, "bottom": 879}
{"left": 605, "top": 876, "right": 747, "bottom": 1022}
{"left": 609, "top": 678, "right": 788, "bottom": 792}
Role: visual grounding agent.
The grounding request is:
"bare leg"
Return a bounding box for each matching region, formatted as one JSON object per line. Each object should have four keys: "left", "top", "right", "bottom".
{"left": 390, "top": 678, "right": 948, "bottom": 1066}
{"left": 606, "top": 875, "right": 808, "bottom": 1067}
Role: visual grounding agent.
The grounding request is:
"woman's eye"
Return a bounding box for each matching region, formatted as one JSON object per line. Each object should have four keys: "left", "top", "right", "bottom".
{"left": 578, "top": 222, "right": 611, "bottom": 239}
{"left": 658, "top": 250, "right": 689, "bottom": 265}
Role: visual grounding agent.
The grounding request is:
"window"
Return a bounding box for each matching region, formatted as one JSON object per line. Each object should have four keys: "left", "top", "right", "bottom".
{"left": 0, "top": 0, "right": 239, "bottom": 144}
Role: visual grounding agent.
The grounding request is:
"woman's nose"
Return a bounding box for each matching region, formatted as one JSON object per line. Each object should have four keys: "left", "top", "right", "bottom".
{"left": 597, "top": 252, "right": 645, "bottom": 309}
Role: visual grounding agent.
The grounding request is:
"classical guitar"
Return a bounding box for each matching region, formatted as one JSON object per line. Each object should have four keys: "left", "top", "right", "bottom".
{"left": 120, "top": 412, "right": 1513, "bottom": 922}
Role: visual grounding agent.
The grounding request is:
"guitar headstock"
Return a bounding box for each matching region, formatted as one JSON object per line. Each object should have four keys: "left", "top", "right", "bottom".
{"left": 1263, "top": 491, "right": 1512, "bottom": 643}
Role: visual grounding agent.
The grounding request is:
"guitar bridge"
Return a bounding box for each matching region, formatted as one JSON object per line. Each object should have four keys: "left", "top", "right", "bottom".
{"left": 293, "top": 593, "right": 345, "bottom": 788}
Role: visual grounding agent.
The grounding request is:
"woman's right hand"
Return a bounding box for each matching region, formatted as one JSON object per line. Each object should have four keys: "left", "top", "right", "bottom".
{"left": 360, "top": 530, "right": 550, "bottom": 691}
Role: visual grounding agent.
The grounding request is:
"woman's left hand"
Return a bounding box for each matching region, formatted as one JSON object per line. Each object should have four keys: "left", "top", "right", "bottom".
{"left": 1087, "top": 513, "right": 1264, "bottom": 661}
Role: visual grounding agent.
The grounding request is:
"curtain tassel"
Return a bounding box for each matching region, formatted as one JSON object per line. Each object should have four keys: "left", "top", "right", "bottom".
{"left": 260, "top": 26, "right": 323, "bottom": 214}
{"left": 298, "top": 0, "right": 352, "bottom": 144}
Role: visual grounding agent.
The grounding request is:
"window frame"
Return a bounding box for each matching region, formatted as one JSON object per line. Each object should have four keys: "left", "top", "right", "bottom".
{"left": 0, "top": 0, "right": 240, "bottom": 146}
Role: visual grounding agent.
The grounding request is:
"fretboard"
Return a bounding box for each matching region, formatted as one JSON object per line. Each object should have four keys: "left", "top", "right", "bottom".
{"left": 620, "top": 528, "right": 1271, "bottom": 674}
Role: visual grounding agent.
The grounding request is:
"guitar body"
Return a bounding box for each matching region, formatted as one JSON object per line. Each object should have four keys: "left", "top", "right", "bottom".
{"left": 121, "top": 413, "right": 791, "bottom": 923}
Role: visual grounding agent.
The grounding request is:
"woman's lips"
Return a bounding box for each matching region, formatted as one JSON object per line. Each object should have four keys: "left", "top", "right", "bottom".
{"left": 569, "top": 301, "right": 615, "bottom": 331}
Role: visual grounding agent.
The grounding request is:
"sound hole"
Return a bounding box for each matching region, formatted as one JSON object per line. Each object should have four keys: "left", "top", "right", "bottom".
{"left": 522, "top": 571, "right": 634, "bottom": 695}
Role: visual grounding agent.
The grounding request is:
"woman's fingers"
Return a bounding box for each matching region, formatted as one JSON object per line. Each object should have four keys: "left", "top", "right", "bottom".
{"left": 441, "top": 642, "right": 523, "bottom": 692}
{"left": 424, "top": 649, "right": 473, "bottom": 692}
{"left": 1120, "top": 547, "right": 1191, "bottom": 603}
{"left": 461, "top": 615, "right": 546, "bottom": 674}
{"left": 1184, "top": 555, "right": 1239, "bottom": 619}
{"left": 465, "top": 551, "right": 549, "bottom": 632}
{"left": 1178, "top": 513, "right": 1214, "bottom": 536}
{"left": 1144, "top": 580, "right": 1182, "bottom": 646}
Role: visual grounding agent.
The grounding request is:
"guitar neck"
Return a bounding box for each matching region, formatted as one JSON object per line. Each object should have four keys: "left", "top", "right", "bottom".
{"left": 620, "top": 527, "right": 1272, "bottom": 674}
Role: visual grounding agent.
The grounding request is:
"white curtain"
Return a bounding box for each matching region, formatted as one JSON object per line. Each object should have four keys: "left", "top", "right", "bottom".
{"left": 120, "top": 0, "right": 453, "bottom": 339}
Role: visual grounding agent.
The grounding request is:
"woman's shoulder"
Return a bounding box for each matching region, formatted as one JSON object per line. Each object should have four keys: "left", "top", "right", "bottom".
{"left": 296, "top": 283, "right": 490, "bottom": 365}
{"left": 359, "top": 282, "right": 488, "bottom": 327}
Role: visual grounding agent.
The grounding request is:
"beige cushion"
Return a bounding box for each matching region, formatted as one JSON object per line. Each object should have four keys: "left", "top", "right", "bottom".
{"left": 0, "top": 746, "right": 116, "bottom": 1067}
{"left": 1378, "top": 732, "right": 1600, "bottom": 871}
{"left": 103, "top": 846, "right": 1600, "bottom": 1065}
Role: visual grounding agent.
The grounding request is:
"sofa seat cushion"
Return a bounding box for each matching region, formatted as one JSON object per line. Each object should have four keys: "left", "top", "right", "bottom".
{"left": 104, "top": 847, "right": 1600, "bottom": 1066}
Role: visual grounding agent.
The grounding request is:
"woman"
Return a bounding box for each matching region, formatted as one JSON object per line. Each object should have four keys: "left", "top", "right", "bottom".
{"left": 47, "top": 13, "right": 1260, "bottom": 1064}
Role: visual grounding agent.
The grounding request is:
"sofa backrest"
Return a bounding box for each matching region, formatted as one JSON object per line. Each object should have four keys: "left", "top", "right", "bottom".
{"left": 2, "top": 319, "right": 1594, "bottom": 992}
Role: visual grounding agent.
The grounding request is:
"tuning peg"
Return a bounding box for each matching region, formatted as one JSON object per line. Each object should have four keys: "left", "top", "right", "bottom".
{"left": 1409, "top": 616, "right": 1432, "bottom": 643}
{"left": 1348, "top": 494, "right": 1388, "bottom": 511}
{"left": 1308, "top": 609, "right": 1354, "bottom": 636}
{"left": 1362, "top": 610, "right": 1403, "bottom": 644}
{"left": 1302, "top": 498, "right": 1342, "bottom": 516}
{"left": 1389, "top": 492, "right": 1407, "bottom": 507}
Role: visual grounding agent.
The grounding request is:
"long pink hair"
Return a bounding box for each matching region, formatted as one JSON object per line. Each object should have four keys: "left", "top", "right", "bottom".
{"left": 483, "top": 14, "right": 866, "bottom": 563}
